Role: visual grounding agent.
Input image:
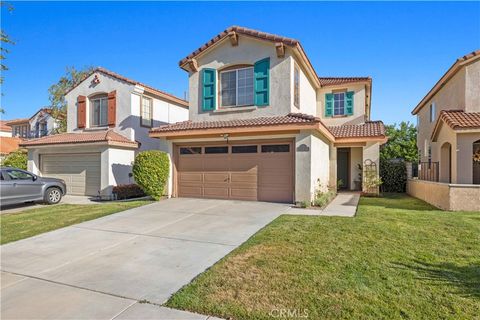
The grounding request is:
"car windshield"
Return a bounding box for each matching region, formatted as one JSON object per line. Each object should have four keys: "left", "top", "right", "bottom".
{"left": 6, "top": 170, "right": 33, "bottom": 180}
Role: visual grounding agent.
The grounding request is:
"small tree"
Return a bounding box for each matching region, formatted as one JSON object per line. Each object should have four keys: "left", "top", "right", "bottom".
{"left": 48, "top": 66, "right": 94, "bottom": 133}
{"left": 381, "top": 122, "right": 418, "bottom": 162}
{"left": 2, "top": 150, "right": 27, "bottom": 170}
{"left": 132, "top": 151, "right": 169, "bottom": 200}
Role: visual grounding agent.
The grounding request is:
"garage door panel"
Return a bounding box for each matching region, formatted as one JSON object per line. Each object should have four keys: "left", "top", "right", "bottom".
{"left": 40, "top": 153, "right": 100, "bottom": 196}
{"left": 204, "top": 173, "right": 229, "bottom": 183}
{"left": 178, "top": 157, "right": 203, "bottom": 171}
{"left": 179, "top": 172, "right": 203, "bottom": 183}
{"left": 203, "top": 187, "right": 229, "bottom": 198}
{"left": 230, "top": 188, "right": 258, "bottom": 200}
{"left": 178, "top": 186, "right": 203, "bottom": 197}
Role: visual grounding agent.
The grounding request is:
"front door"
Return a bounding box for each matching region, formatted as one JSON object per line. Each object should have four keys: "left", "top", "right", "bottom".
{"left": 337, "top": 148, "right": 350, "bottom": 190}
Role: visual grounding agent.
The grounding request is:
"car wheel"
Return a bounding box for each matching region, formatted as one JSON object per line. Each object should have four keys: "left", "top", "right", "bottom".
{"left": 45, "top": 187, "right": 62, "bottom": 205}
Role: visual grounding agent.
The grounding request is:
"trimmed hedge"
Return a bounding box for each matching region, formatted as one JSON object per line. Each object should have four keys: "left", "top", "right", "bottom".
{"left": 380, "top": 159, "right": 407, "bottom": 193}
{"left": 2, "top": 150, "right": 28, "bottom": 170}
{"left": 112, "top": 184, "right": 146, "bottom": 200}
{"left": 132, "top": 151, "right": 169, "bottom": 200}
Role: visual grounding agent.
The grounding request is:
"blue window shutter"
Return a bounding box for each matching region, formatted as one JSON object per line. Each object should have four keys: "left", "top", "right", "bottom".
{"left": 345, "top": 91, "right": 354, "bottom": 115}
{"left": 325, "top": 93, "right": 333, "bottom": 117}
{"left": 202, "top": 68, "right": 216, "bottom": 111}
{"left": 254, "top": 58, "right": 270, "bottom": 106}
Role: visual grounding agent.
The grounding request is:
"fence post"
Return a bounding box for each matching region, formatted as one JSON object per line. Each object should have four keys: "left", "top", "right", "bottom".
{"left": 405, "top": 162, "right": 412, "bottom": 179}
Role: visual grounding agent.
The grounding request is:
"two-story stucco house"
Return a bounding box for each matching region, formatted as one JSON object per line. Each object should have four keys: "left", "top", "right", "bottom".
{"left": 22, "top": 68, "right": 189, "bottom": 197}
{"left": 7, "top": 108, "right": 62, "bottom": 139}
{"left": 149, "top": 26, "right": 387, "bottom": 203}
{"left": 408, "top": 50, "right": 480, "bottom": 211}
{"left": 412, "top": 50, "right": 480, "bottom": 185}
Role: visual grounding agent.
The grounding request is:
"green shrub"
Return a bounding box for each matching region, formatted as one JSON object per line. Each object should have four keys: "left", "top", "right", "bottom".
{"left": 112, "top": 184, "right": 146, "bottom": 200}
{"left": 2, "top": 150, "right": 27, "bottom": 170}
{"left": 380, "top": 159, "right": 407, "bottom": 192}
{"left": 132, "top": 151, "right": 169, "bottom": 200}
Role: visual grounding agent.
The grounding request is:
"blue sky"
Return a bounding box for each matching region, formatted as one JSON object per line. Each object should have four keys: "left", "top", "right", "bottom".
{"left": 1, "top": 1, "right": 479, "bottom": 125}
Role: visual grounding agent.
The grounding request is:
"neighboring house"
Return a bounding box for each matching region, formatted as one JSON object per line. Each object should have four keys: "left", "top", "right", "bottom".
{"left": 6, "top": 108, "right": 62, "bottom": 139}
{"left": 412, "top": 50, "right": 480, "bottom": 184}
{"left": 0, "top": 120, "right": 12, "bottom": 137}
{"left": 149, "top": 26, "right": 387, "bottom": 203}
{"left": 22, "top": 68, "right": 189, "bottom": 197}
{"left": 0, "top": 137, "right": 22, "bottom": 162}
{"left": 408, "top": 50, "right": 480, "bottom": 211}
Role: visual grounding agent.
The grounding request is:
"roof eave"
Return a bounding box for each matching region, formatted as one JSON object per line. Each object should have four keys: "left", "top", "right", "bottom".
{"left": 412, "top": 51, "right": 480, "bottom": 115}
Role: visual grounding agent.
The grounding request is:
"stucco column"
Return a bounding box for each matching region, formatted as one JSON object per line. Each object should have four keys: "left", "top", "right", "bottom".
{"left": 295, "top": 132, "right": 312, "bottom": 202}
{"left": 27, "top": 149, "right": 40, "bottom": 175}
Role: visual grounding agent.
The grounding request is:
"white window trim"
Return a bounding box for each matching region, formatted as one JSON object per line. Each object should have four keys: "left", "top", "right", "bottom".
{"left": 89, "top": 95, "right": 108, "bottom": 127}
{"left": 220, "top": 66, "right": 254, "bottom": 108}
{"left": 333, "top": 92, "right": 346, "bottom": 116}
{"left": 140, "top": 96, "right": 153, "bottom": 127}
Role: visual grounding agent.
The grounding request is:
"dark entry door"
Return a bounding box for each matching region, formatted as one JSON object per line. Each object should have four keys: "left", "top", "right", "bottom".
{"left": 337, "top": 148, "right": 349, "bottom": 190}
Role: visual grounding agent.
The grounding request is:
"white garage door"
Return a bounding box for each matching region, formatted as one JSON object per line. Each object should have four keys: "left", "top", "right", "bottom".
{"left": 40, "top": 153, "right": 101, "bottom": 196}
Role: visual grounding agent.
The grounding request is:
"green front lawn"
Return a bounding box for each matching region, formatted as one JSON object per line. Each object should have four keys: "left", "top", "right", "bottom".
{"left": 167, "top": 194, "right": 480, "bottom": 319}
{"left": 0, "top": 201, "right": 152, "bottom": 244}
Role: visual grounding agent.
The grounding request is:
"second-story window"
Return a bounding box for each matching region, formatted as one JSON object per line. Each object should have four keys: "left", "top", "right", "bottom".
{"left": 141, "top": 96, "right": 153, "bottom": 127}
{"left": 334, "top": 92, "right": 345, "bottom": 116}
{"left": 294, "top": 64, "right": 300, "bottom": 108}
{"left": 90, "top": 94, "right": 108, "bottom": 127}
{"left": 430, "top": 102, "right": 436, "bottom": 122}
{"left": 220, "top": 67, "right": 254, "bottom": 107}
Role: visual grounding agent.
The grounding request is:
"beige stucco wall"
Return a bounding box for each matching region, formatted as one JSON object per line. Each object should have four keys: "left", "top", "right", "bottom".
{"left": 317, "top": 83, "right": 368, "bottom": 126}
{"left": 188, "top": 37, "right": 294, "bottom": 121}
{"left": 465, "top": 60, "right": 480, "bottom": 112}
{"left": 292, "top": 61, "right": 317, "bottom": 116}
{"left": 407, "top": 179, "right": 480, "bottom": 211}
{"left": 407, "top": 179, "right": 451, "bottom": 210}
{"left": 456, "top": 132, "right": 480, "bottom": 184}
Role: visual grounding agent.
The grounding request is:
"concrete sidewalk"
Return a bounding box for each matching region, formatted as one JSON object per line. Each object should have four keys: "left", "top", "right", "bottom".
{"left": 0, "top": 195, "right": 102, "bottom": 215}
{"left": 286, "top": 192, "right": 360, "bottom": 217}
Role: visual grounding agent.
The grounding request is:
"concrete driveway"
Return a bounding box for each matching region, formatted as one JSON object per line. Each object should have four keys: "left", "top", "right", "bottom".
{"left": 1, "top": 198, "right": 289, "bottom": 319}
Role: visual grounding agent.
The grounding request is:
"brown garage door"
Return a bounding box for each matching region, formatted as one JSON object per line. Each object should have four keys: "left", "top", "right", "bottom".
{"left": 176, "top": 141, "right": 294, "bottom": 203}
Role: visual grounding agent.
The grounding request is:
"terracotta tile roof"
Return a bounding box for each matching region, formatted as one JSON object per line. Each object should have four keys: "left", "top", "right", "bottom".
{"left": 412, "top": 50, "right": 480, "bottom": 115}
{"left": 318, "top": 77, "right": 371, "bottom": 87}
{"left": 179, "top": 26, "right": 299, "bottom": 67}
{"left": 150, "top": 113, "right": 320, "bottom": 133}
{"left": 328, "top": 121, "right": 386, "bottom": 139}
{"left": 20, "top": 130, "right": 138, "bottom": 148}
{"left": 64, "top": 67, "right": 188, "bottom": 107}
{"left": 5, "top": 118, "right": 29, "bottom": 125}
{"left": 0, "top": 137, "right": 22, "bottom": 154}
{"left": 0, "top": 120, "right": 12, "bottom": 132}
{"left": 438, "top": 110, "right": 480, "bottom": 130}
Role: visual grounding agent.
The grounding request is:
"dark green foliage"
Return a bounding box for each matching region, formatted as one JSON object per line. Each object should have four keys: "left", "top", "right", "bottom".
{"left": 2, "top": 150, "right": 27, "bottom": 170}
{"left": 381, "top": 122, "right": 418, "bottom": 162}
{"left": 112, "top": 184, "right": 146, "bottom": 200}
{"left": 48, "top": 66, "right": 94, "bottom": 133}
{"left": 132, "top": 151, "right": 169, "bottom": 200}
{"left": 380, "top": 159, "right": 407, "bottom": 192}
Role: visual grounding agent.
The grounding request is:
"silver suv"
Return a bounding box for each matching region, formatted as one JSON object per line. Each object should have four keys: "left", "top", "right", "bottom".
{"left": 0, "top": 167, "right": 67, "bottom": 206}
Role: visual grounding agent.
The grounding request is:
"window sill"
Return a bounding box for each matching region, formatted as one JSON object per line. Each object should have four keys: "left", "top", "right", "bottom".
{"left": 212, "top": 106, "right": 257, "bottom": 114}
{"left": 332, "top": 115, "right": 349, "bottom": 118}
{"left": 84, "top": 126, "right": 110, "bottom": 131}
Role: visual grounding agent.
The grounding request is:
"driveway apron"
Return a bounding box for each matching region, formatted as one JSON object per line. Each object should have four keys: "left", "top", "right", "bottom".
{"left": 1, "top": 198, "right": 288, "bottom": 319}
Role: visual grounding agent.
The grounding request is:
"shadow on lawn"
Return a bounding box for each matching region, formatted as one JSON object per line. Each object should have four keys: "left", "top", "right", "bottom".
{"left": 393, "top": 260, "right": 480, "bottom": 298}
{"left": 361, "top": 193, "right": 438, "bottom": 212}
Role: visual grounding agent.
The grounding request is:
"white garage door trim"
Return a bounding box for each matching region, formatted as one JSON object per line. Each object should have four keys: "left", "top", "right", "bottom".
{"left": 40, "top": 153, "right": 101, "bottom": 196}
